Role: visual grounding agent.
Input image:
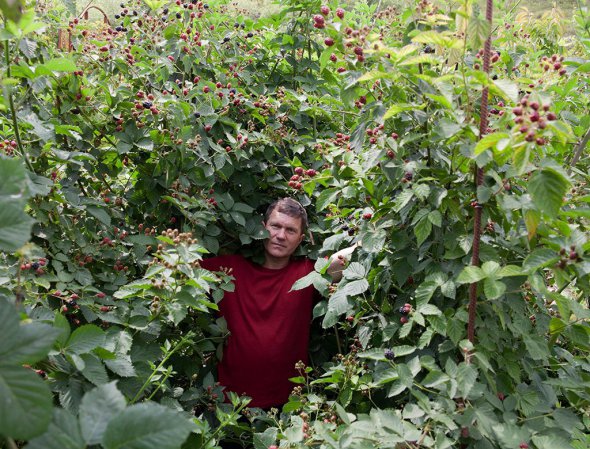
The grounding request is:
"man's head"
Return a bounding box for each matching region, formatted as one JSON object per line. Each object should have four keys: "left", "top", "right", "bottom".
{"left": 263, "top": 198, "right": 308, "bottom": 235}
{"left": 262, "top": 198, "right": 308, "bottom": 268}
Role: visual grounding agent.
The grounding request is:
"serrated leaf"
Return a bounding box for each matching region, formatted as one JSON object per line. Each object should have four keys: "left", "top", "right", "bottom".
{"left": 529, "top": 168, "right": 570, "bottom": 219}
{"left": 498, "top": 265, "right": 523, "bottom": 277}
{"left": 316, "top": 188, "right": 340, "bottom": 211}
{"left": 87, "top": 206, "right": 111, "bottom": 226}
{"left": 456, "top": 363, "right": 477, "bottom": 398}
{"left": 253, "top": 427, "right": 278, "bottom": 449}
{"left": 428, "top": 210, "right": 442, "bottom": 227}
{"left": 414, "top": 218, "right": 432, "bottom": 247}
{"left": 483, "top": 278, "right": 506, "bottom": 299}
{"left": 474, "top": 132, "right": 510, "bottom": 155}
{"left": 79, "top": 382, "right": 126, "bottom": 445}
{"left": 524, "top": 209, "right": 541, "bottom": 240}
{"left": 456, "top": 266, "right": 485, "bottom": 284}
{"left": 418, "top": 304, "right": 442, "bottom": 315}
{"left": 422, "top": 370, "right": 450, "bottom": 388}
{"left": 523, "top": 248, "right": 558, "bottom": 272}
{"left": 339, "top": 279, "right": 369, "bottom": 297}
{"left": 0, "top": 321, "right": 61, "bottom": 365}
{"left": 0, "top": 201, "right": 34, "bottom": 252}
{"left": 291, "top": 271, "right": 322, "bottom": 291}
{"left": 384, "top": 103, "right": 424, "bottom": 120}
{"left": 342, "top": 262, "right": 365, "bottom": 280}
{"left": 65, "top": 325, "right": 106, "bottom": 355}
{"left": 0, "top": 365, "right": 53, "bottom": 440}
{"left": 413, "top": 183, "right": 430, "bottom": 200}
{"left": 492, "top": 79, "right": 519, "bottom": 103}
{"left": 415, "top": 281, "right": 438, "bottom": 307}
{"left": 523, "top": 334, "right": 548, "bottom": 360}
{"left": 25, "top": 408, "right": 85, "bottom": 449}
{"left": 43, "top": 57, "right": 78, "bottom": 72}
{"left": 102, "top": 402, "right": 194, "bottom": 449}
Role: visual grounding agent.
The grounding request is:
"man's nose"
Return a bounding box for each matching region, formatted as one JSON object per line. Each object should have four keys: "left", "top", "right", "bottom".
{"left": 276, "top": 228, "right": 286, "bottom": 239}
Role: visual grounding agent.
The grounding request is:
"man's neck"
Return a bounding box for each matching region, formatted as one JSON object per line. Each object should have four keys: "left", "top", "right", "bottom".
{"left": 263, "top": 256, "right": 290, "bottom": 270}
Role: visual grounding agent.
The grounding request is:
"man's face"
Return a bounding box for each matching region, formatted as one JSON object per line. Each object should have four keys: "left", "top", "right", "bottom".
{"left": 263, "top": 209, "right": 304, "bottom": 262}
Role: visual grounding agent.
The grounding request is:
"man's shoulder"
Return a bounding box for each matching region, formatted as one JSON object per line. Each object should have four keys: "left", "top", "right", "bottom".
{"left": 288, "top": 256, "right": 315, "bottom": 273}
{"left": 199, "top": 254, "right": 246, "bottom": 271}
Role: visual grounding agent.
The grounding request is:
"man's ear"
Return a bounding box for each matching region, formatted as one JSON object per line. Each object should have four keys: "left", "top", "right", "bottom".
{"left": 298, "top": 233, "right": 304, "bottom": 244}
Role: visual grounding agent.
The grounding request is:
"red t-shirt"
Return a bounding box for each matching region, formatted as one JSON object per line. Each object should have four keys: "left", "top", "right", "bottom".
{"left": 200, "top": 254, "right": 315, "bottom": 408}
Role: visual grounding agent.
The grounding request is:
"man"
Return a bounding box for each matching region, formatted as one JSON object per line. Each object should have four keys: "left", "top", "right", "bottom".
{"left": 200, "top": 198, "right": 355, "bottom": 408}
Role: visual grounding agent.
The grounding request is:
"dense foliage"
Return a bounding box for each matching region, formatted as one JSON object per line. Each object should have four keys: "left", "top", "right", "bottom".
{"left": 1, "top": 0, "right": 590, "bottom": 448}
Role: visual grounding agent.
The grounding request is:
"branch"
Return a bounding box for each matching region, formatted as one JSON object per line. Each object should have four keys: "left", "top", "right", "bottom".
{"left": 568, "top": 127, "right": 590, "bottom": 174}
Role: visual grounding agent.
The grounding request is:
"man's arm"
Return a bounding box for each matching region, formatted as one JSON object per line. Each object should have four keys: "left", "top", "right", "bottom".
{"left": 326, "top": 243, "right": 360, "bottom": 282}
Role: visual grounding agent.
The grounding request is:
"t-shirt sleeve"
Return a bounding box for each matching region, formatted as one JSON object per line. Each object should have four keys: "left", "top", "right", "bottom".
{"left": 199, "top": 254, "right": 240, "bottom": 273}
{"left": 199, "top": 256, "right": 222, "bottom": 272}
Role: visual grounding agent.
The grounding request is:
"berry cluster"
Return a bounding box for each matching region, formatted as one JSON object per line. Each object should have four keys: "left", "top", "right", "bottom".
{"left": 57, "top": 292, "right": 82, "bottom": 326}
{"left": 0, "top": 139, "right": 17, "bottom": 155}
{"left": 540, "top": 54, "right": 566, "bottom": 76}
{"left": 512, "top": 96, "right": 557, "bottom": 145}
{"left": 555, "top": 245, "right": 581, "bottom": 269}
{"left": 399, "top": 302, "right": 412, "bottom": 324}
{"left": 20, "top": 258, "right": 47, "bottom": 275}
{"left": 473, "top": 49, "right": 501, "bottom": 71}
{"left": 364, "top": 123, "right": 385, "bottom": 144}
{"left": 289, "top": 166, "right": 317, "bottom": 190}
{"left": 313, "top": 5, "right": 344, "bottom": 29}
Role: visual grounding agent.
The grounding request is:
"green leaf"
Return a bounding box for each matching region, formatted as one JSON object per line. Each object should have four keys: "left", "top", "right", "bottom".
{"left": 0, "top": 201, "right": 34, "bottom": 252}
{"left": 0, "top": 365, "right": 53, "bottom": 440}
{"left": 422, "top": 370, "right": 450, "bottom": 388}
{"left": 456, "top": 266, "right": 485, "bottom": 284}
{"left": 483, "top": 278, "right": 506, "bottom": 299}
{"left": 456, "top": 363, "right": 477, "bottom": 398}
{"left": 414, "top": 218, "right": 432, "bottom": 247}
{"left": 523, "top": 334, "right": 548, "bottom": 360}
{"left": 291, "top": 271, "right": 324, "bottom": 291}
{"left": 79, "top": 382, "right": 127, "bottom": 445}
{"left": 342, "top": 262, "right": 366, "bottom": 280}
{"left": 0, "top": 157, "right": 28, "bottom": 199}
{"left": 65, "top": 325, "right": 106, "bottom": 355}
{"left": 428, "top": 210, "right": 442, "bottom": 227}
{"left": 87, "top": 206, "right": 111, "bottom": 226}
{"left": 481, "top": 261, "right": 501, "bottom": 277}
{"left": 497, "top": 265, "right": 523, "bottom": 277}
{"left": 25, "top": 408, "right": 85, "bottom": 449}
{"left": 316, "top": 188, "right": 340, "bottom": 211}
{"left": 532, "top": 434, "right": 574, "bottom": 449}
{"left": 528, "top": 168, "right": 570, "bottom": 219}
{"left": 253, "top": 428, "right": 278, "bottom": 449}
{"left": 474, "top": 132, "right": 510, "bottom": 156}
{"left": 384, "top": 103, "right": 424, "bottom": 120}
{"left": 339, "top": 279, "right": 369, "bottom": 297}
{"left": 80, "top": 353, "right": 109, "bottom": 385}
{"left": 102, "top": 402, "right": 194, "bottom": 449}
{"left": 0, "top": 300, "right": 61, "bottom": 365}
{"left": 415, "top": 281, "right": 438, "bottom": 307}
{"left": 492, "top": 79, "right": 519, "bottom": 103}
{"left": 417, "top": 304, "right": 442, "bottom": 315}
{"left": 0, "top": 0, "right": 23, "bottom": 22}
{"left": 523, "top": 248, "right": 558, "bottom": 272}
{"left": 0, "top": 321, "right": 61, "bottom": 365}
{"left": 42, "top": 58, "right": 79, "bottom": 72}
{"left": 524, "top": 208, "right": 541, "bottom": 240}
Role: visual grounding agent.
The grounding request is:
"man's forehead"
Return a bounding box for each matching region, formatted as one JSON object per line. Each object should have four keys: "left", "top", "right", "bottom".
{"left": 267, "top": 210, "right": 303, "bottom": 229}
